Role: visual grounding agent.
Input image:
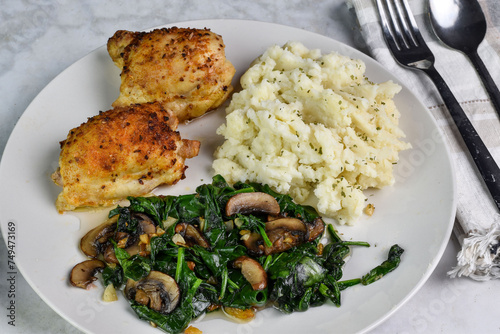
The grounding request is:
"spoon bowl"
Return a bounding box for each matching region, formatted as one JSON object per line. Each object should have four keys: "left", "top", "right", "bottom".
{"left": 429, "top": 0, "right": 500, "bottom": 113}
{"left": 429, "top": 0, "right": 486, "bottom": 53}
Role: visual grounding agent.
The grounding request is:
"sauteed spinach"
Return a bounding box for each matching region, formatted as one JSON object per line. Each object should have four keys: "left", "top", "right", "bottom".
{"left": 76, "top": 175, "right": 404, "bottom": 333}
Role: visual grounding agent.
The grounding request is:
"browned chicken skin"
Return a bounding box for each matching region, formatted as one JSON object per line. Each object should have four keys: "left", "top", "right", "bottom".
{"left": 52, "top": 103, "right": 200, "bottom": 213}
{"left": 107, "top": 27, "right": 236, "bottom": 122}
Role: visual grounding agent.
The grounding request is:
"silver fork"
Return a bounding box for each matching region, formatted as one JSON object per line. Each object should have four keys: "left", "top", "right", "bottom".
{"left": 376, "top": 0, "right": 500, "bottom": 211}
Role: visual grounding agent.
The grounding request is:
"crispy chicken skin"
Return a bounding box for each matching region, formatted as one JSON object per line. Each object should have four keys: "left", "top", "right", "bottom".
{"left": 52, "top": 103, "right": 200, "bottom": 213}
{"left": 107, "top": 27, "right": 236, "bottom": 123}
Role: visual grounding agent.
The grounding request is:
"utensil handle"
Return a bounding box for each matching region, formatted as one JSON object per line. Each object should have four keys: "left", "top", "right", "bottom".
{"left": 424, "top": 65, "right": 500, "bottom": 211}
{"left": 468, "top": 50, "right": 500, "bottom": 115}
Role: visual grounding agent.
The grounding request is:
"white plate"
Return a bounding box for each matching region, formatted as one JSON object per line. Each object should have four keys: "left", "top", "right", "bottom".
{"left": 0, "top": 20, "right": 456, "bottom": 334}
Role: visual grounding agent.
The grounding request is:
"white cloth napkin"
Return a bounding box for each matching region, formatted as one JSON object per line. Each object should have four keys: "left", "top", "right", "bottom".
{"left": 347, "top": 0, "right": 500, "bottom": 280}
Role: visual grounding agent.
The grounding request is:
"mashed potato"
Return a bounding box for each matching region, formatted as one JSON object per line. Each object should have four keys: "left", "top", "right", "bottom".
{"left": 213, "top": 42, "right": 410, "bottom": 224}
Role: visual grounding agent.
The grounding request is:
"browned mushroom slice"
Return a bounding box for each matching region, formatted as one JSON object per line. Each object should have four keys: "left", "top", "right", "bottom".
{"left": 241, "top": 232, "right": 265, "bottom": 256}
{"left": 225, "top": 192, "right": 280, "bottom": 216}
{"left": 134, "top": 213, "right": 157, "bottom": 234}
{"left": 265, "top": 218, "right": 307, "bottom": 253}
{"left": 125, "top": 243, "right": 142, "bottom": 256}
{"left": 307, "top": 217, "right": 325, "bottom": 242}
{"left": 102, "top": 240, "right": 145, "bottom": 264}
{"left": 80, "top": 216, "right": 118, "bottom": 258}
{"left": 265, "top": 218, "right": 307, "bottom": 233}
{"left": 233, "top": 256, "right": 267, "bottom": 290}
{"left": 103, "top": 213, "right": 157, "bottom": 262}
{"left": 242, "top": 228, "right": 302, "bottom": 257}
{"left": 266, "top": 228, "right": 304, "bottom": 254}
{"left": 124, "top": 271, "right": 180, "bottom": 314}
{"left": 174, "top": 223, "right": 210, "bottom": 248}
{"left": 103, "top": 244, "right": 119, "bottom": 264}
{"left": 243, "top": 218, "right": 323, "bottom": 256}
{"left": 115, "top": 231, "right": 130, "bottom": 248}
{"left": 70, "top": 259, "right": 106, "bottom": 289}
{"left": 116, "top": 214, "right": 157, "bottom": 249}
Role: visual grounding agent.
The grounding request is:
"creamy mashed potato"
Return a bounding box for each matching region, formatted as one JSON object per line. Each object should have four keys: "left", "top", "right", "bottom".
{"left": 213, "top": 42, "right": 410, "bottom": 224}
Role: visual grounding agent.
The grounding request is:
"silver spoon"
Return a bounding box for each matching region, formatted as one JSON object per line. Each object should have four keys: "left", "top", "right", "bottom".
{"left": 429, "top": 0, "right": 500, "bottom": 115}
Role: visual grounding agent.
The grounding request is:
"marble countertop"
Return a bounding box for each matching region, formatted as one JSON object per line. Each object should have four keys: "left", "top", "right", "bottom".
{"left": 1, "top": 1, "right": 499, "bottom": 333}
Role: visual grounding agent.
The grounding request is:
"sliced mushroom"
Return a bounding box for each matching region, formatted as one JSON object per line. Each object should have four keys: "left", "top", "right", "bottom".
{"left": 265, "top": 218, "right": 307, "bottom": 234}
{"left": 125, "top": 243, "right": 142, "bottom": 256}
{"left": 175, "top": 223, "right": 210, "bottom": 248}
{"left": 134, "top": 213, "right": 156, "bottom": 234}
{"left": 265, "top": 228, "right": 304, "bottom": 254}
{"left": 70, "top": 259, "right": 106, "bottom": 289}
{"left": 243, "top": 218, "right": 323, "bottom": 256}
{"left": 116, "top": 214, "right": 156, "bottom": 249}
{"left": 241, "top": 232, "right": 265, "bottom": 256}
{"left": 103, "top": 244, "right": 119, "bottom": 264}
{"left": 306, "top": 217, "right": 325, "bottom": 242}
{"left": 103, "top": 241, "right": 144, "bottom": 264}
{"left": 80, "top": 216, "right": 118, "bottom": 258}
{"left": 225, "top": 192, "right": 280, "bottom": 217}
{"left": 115, "top": 232, "right": 129, "bottom": 248}
{"left": 124, "top": 271, "right": 180, "bottom": 314}
{"left": 102, "top": 213, "right": 157, "bottom": 262}
{"left": 233, "top": 256, "right": 267, "bottom": 290}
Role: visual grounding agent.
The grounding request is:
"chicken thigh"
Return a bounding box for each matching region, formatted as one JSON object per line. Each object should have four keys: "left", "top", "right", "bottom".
{"left": 52, "top": 103, "right": 200, "bottom": 212}
{"left": 107, "top": 27, "right": 236, "bottom": 122}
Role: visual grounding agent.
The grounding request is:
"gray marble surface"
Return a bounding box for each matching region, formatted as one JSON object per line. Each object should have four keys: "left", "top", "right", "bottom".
{"left": 1, "top": 0, "right": 499, "bottom": 333}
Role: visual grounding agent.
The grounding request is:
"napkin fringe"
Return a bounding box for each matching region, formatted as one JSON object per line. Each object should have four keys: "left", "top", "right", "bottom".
{"left": 448, "top": 220, "right": 500, "bottom": 281}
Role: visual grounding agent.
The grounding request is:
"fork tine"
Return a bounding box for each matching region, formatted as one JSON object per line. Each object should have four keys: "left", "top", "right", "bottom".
{"left": 377, "top": 0, "right": 434, "bottom": 67}
{"left": 393, "top": 0, "right": 421, "bottom": 47}
{"left": 384, "top": 0, "right": 411, "bottom": 49}
{"left": 376, "top": 0, "right": 402, "bottom": 51}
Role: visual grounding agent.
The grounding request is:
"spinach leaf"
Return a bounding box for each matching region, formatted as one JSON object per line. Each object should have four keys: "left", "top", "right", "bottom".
{"left": 195, "top": 176, "right": 252, "bottom": 246}
{"left": 101, "top": 264, "right": 123, "bottom": 288}
{"left": 219, "top": 270, "right": 268, "bottom": 309}
{"left": 322, "top": 242, "right": 350, "bottom": 281}
{"left": 175, "top": 194, "right": 205, "bottom": 223}
{"left": 149, "top": 233, "right": 178, "bottom": 264}
{"left": 109, "top": 206, "right": 139, "bottom": 233}
{"left": 128, "top": 196, "right": 166, "bottom": 226}
{"left": 112, "top": 240, "right": 151, "bottom": 281}
{"left": 267, "top": 244, "right": 326, "bottom": 313}
{"left": 361, "top": 244, "right": 404, "bottom": 285}
{"left": 234, "top": 214, "right": 272, "bottom": 248}
{"left": 191, "top": 282, "right": 219, "bottom": 318}
{"left": 299, "top": 256, "right": 326, "bottom": 287}
{"left": 191, "top": 245, "right": 246, "bottom": 278}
